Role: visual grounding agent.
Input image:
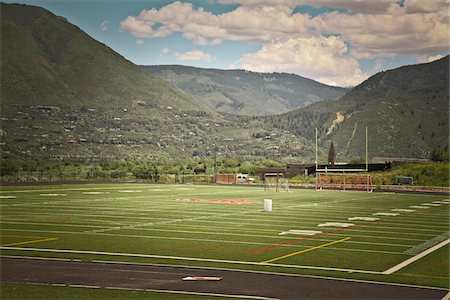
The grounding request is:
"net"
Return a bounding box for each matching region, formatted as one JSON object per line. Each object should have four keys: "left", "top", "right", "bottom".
{"left": 264, "top": 173, "right": 291, "bottom": 192}
{"left": 316, "top": 173, "right": 373, "bottom": 192}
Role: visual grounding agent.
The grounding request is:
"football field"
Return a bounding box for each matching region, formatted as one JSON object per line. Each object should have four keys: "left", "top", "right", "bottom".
{"left": 0, "top": 183, "right": 449, "bottom": 290}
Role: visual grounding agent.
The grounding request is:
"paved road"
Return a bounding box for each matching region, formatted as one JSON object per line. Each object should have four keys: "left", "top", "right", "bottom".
{"left": 1, "top": 257, "right": 448, "bottom": 299}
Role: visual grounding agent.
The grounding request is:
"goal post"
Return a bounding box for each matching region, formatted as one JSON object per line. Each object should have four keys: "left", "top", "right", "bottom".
{"left": 316, "top": 173, "right": 373, "bottom": 192}
{"left": 264, "top": 173, "right": 290, "bottom": 192}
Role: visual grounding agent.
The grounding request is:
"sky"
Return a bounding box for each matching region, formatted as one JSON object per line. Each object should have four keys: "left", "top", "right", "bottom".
{"left": 3, "top": 0, "right": 449, "bottom": 87}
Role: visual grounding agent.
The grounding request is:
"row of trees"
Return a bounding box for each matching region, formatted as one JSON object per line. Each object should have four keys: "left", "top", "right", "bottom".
{"left": 1, "top": 143, "right": 447, "bottom": 183}
{"left": 0, "top": 157, "right": 285, "bottom": 183}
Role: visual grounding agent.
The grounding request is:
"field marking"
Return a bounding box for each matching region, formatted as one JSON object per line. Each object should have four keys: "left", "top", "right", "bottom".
{"left": 250, "top": 220, "right": 381, "bottom": 253}
{"left": 84, "top": 207, "right": 261, "bottom": 234}
{"left": 0, "top": 225, "right": 416, "bottom": 249}
{"left": 0, "top": 190, "right": 264, "bottom": 208}
{"left": 260, "top": 237, "right": 351, "bottom": 264}
{"left": 382, "top": 239, "right": 450, "bottom": 275}
{"left": 3, "top": 207, "right": 447, "bottom": 232}
{"left": 0, "top": 228, "right": 407, "bottom": 255}
{"left": 0, "top": 220, "right": 430, "bottom": 245}
{"left": 4, "top": 255, "right": 448, "bottom": 292}
{"left": 0, "top": 237, "right": 58, "bottom": 247}
{"left": 16, "top": 282, "right": 277, "bottom": 300}
{"left": 404, "top": 232, "right": 449, "bottom": 255}
{"left": 0, "top": 246, "right": 380, "bottom": 275}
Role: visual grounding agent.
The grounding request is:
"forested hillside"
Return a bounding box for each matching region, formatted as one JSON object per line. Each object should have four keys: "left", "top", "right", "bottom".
{"left": 144, "top": 65, "right": 348, "bottom": 116}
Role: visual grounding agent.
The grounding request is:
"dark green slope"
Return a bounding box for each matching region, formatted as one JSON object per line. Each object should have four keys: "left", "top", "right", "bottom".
{"left": 0, "top": 3, "right": 209, "bottom": 112}
{"left": 273, "top": 56, "right": 449, "bottom": 160}
{"left": 0, "top": 3, "right": 315, "bottom": 163}
{"left": 143, "top": 65, "right": 348, "bottom": 116}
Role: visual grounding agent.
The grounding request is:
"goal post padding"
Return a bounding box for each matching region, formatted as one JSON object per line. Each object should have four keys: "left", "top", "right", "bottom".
{"left": 316, "top": 173, "right": 373, "bottom": 192}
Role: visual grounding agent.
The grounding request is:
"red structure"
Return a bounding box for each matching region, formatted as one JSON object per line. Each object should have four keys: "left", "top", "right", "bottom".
{"left": 328, "top": 141, "right": 336, "bottom": 165}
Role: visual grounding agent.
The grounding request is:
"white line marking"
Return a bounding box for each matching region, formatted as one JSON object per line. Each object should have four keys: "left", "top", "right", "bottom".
{"left": 404, "top": 233, "right": 450, "bottom": 255}
{"left": 348, "top": 217, "right": 379, "bottom": 221}
{"left": 441, "top": 291, "right": 450, "bottom": 300}
{"left": 279, "top": 230, "right": 322, "bottom": 236}
{"left": 391, "top": 209, "right": 415, "bottom": 212}
{"left": 4, "top": 256, "right": 448, "bottom": 292}
{"left": 82, "top": 192, "right": 110, "bottom": 195}
{"left": 317, "top": 222, "right": 354, "bottom": 228}
{"left": 382, "top": 239, "right": 450, "bottom": 274}
{"left": 0, "top": 246, "right": 380, "bottom": 275}
{"left": 373, "top": 213, "right": 399, "bottom": 216}
{"left": 0, "top": 229, "right": 407, "bottom": 254}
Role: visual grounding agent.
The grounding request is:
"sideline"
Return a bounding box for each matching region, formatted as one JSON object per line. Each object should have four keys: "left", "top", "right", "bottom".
{"left": 0, "top": 246, "right": 380, "bottom": 275}
{"left": 383, "top": 239, "right": 450, "bottom": 275}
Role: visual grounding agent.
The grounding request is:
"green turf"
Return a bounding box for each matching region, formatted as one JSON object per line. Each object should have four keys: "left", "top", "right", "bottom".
{"left": 0, "top": 282, "right": 225, "bottom": 299}
{"left": 1, "top": 184, "right": 449, "bottom": 291}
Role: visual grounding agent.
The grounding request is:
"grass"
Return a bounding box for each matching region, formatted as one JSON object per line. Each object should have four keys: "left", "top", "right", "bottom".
{"left": 0, "top": 282, "right": 223, "bottom": 299}
{"left": 371, "top": 163, "right": 450, "bottom": 187}
{"left": 0, "top": 183, "right": 449, "bottom": 298}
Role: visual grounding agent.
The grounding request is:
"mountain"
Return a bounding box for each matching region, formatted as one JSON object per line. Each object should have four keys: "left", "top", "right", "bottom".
{"left": 143, "top": 65, "right": 348, "bottom": 116}
{"left": 1, "top": 3, "right": 447, "bottom": 166}
{"left": 0, "top": 3, "right": 209, "bottom": 113}
{"left": 268, "top": 56, "right": 449, "bottom": 160}
{"left": 0, "top": 3, "right": 314, "bottom": 163}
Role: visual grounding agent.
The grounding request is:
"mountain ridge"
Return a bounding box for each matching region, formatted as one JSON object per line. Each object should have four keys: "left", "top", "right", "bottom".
{"left": 0, "top": 3, "right": 210, "bottom": 112}
{"left": 270, "top": 56, "right": 449, "bottom": 160}
{"left": 143, "top": 65, "right": 349, "bottom": 116}
{"left": 1, "top": 3, "right": 448, "bottom": 165}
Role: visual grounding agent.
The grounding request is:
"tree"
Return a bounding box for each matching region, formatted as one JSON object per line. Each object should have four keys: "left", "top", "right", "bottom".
{"left": 430, "top": 143, "right": 449, "bottom": 162}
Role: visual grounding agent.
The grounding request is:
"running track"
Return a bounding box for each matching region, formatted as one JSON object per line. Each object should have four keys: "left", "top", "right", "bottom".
{"left": 1, "top": 257, "right": 448, "bottom": 299}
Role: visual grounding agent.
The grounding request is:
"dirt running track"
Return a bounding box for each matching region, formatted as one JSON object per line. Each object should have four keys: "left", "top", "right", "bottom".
{"left": 1, "top": 257, "right": 448, "bottom": 299}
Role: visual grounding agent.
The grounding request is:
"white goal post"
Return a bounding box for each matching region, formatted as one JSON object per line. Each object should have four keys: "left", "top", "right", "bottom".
{"left": 264, "top": 173, "right": 291, "bottom": 192}
{"left": 316, "top": 173, "right": 373, "bottom": 192}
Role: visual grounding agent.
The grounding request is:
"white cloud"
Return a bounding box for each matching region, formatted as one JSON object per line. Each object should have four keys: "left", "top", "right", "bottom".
{"left": 311, "top": 4, "right": 449, "bottom": 58}
{"left": 119, "top": 0, "right": 449, "bottom": 85}
{"left": 174, "top": 50, "right": 216, "bottom": 62}
{"left": 120, "top": 1, "right": 310, "bottom": 44}
{"left": 220, "top": 0, "right": 399, "bottom": 13}
{"left": 120, "top": 1, "right": 449, "bottom": 56}
{"left": 99, "top": 20, "right": 109, "bottom": 32}
{"left": 136, "top": 39, "right": 145, "bottom": 45}
{"left": 230, "top": 36, "right": 368, "bottom": 86}
{"left": 417, "top": 54, "right": 445, "bottom": 63}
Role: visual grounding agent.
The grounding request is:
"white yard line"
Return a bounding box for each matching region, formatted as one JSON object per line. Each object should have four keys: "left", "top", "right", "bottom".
{"left": 0, "top": 220, "right": 424, "bottom": 247}
{"left": 3, "top": 206, "right": 448, "bottom": 231}
{"left": 382, "top": 239, "right": 450, "bottom": 275}
{"left": 0, "top": 228, "right": 405, "bottom": 255}
{"left": 0, "top": 221, "right": 430, "bottom": 243}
